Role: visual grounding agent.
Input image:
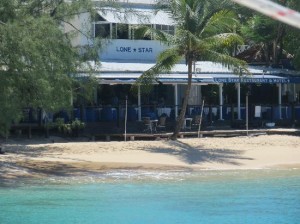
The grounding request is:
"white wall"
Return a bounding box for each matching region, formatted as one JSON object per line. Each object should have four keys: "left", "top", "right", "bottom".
{"left": 177, "top": 85, "right": 202, "bottom": 106}
{"left": 63, "top": 12, "right": 92, "bottom": 47}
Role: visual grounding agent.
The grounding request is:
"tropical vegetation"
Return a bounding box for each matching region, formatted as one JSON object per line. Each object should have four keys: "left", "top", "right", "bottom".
{"left": 0, "top": 0, "right": 99, "bottom": 137}
{"left": 135, "top": 0, "right": 248, "bottom": 140}
{"left": 0, "top": 0, "right": 299, "bottom": 139}
{"left": 239, "top": 0, "right": 300, "bottom": 69}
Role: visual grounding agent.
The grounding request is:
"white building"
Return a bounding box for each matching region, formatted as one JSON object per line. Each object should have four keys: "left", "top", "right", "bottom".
{"left": 65, "top": 0, "right": 300, "bottom": 123}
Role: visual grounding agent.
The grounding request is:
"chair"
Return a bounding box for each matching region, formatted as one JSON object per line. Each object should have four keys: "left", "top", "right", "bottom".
{"left": 142, "top": 117, "right": 151, "bottom": 133}
{"left": 252, "top": 105, "right": 263, "bottom": 127}
{"left": 175, "top": 116, "right": 192, "bottom": 131}
{"left": 254, "top": 106, "right": 262, "bottom": 118}
{"left": 192, "top": 115, "right": 201, "bottom": 130}
{"left": 157, "top": 116, "right": 166, "bottom": 132}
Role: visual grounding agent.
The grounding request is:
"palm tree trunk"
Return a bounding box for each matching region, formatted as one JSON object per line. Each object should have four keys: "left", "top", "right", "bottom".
{"left": 273, "top": 23, "right": 285, "bottom": 67}
{"left": 171, "top": 59, "right": 193, "bottom": 140}
{"left": 263, "top": 43, "right": 270, "bottom": 66}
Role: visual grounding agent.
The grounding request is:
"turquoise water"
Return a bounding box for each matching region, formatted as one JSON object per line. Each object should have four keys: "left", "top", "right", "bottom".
{"left": 1, "top": 169, "right": 300, "bottom": 224}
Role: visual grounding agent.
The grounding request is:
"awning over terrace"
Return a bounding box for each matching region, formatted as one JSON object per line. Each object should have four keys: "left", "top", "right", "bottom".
{"left": 97, "top": 7, "right": 174, "bottom": 25}
{"left": 92, "top": 72, "right": 213, "bottom": 85}
{"left": 80, "top": 61, "right": 299, "bottom": 84}
{"left": 77, "top": 61, "right": 300, "bottom": 122}
{"left": 93, "top": 73, "right": 292, "bottom": 85}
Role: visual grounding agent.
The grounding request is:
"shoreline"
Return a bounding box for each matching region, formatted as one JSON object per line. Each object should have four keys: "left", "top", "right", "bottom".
{"left": 2, "top": 160, "right": 300, "bottom": 185}
{"left": 1, "top": 134, "right": 300, "bottom": 181}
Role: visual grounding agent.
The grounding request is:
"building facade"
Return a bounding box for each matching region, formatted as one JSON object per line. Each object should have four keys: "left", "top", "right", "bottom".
{"left": 64, "top": 0, "right": 300, "bottom": 124}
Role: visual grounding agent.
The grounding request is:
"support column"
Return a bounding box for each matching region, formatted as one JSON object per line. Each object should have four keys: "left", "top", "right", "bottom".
{"left": 237, "top": 83, "right": 241, "bottom": 120}
{"left": 138, "top": 85, "right": 142, "bottom": 121}
{"left": 199, "top": 85, "right": 202, "bottom": 104}
{"left": 174, "top": 84, "right": 178, "bottom": 118}
{"left": 278, "top": 83, "right": 282, "bottom": 119}
{"left": 219, "top": 83, "right": 223, "bottom": 120}
{"left": 110, "top": 23, "right": 113, "bottom": 39}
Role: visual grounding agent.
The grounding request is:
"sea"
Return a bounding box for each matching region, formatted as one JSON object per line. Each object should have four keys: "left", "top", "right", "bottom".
{"left": 0, "top": 169, "right": 300, "bottom": 224}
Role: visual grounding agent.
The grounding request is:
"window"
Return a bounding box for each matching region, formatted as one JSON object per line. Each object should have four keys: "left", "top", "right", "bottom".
{"left": 155, "top": 24, "right": 175, "bottom": 35}
{"left": 116, "top": 24, "right": 129, "bottom": 39}
{"left": 130, "top": 25, "right": 152, "bottom": 40}
{"left": 95, "top": 24, "right": 111, "bottom": 38}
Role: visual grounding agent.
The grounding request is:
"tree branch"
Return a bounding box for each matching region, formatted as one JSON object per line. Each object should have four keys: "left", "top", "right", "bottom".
{"left": 60, "top": 19, "right": 91, "bottom": 40}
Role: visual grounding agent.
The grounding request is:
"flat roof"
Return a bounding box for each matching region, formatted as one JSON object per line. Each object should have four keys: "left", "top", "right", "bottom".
{"left": 96, "top": 61, "right": 293, "bottom": 75}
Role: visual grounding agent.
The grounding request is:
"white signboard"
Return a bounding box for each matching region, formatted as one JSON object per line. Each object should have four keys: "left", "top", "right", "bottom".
{"left": 100, "top": 39, "right": 168, "bottom": 61}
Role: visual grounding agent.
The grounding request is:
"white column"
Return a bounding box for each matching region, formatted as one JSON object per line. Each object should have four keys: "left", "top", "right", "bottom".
{"left": 138, "top": 85, "right": 142, "bottom": 121}
{"left": 174, "top": 84, "right": 178, "bottom": 118}
{"left": 93, "top": 23, "right": 95, "bottom": 38}
{"left": 246, "top": 93, "right": 249, "bottom": 136}
{"left": 278, "top": 83, "right": 282, "bottom": 119}
{"left": 129, "top": 24, "right": 131, "bottom": 39}
{"left": 237, "top": 83, "right": 241, "bottom": 120}
{"left": 199, "top": 85, "right": 202, "bottom": 104}
{"left": 94, "top": 87, "right": 98, "bottom": 105}
{"left": 219, "top": 83, "right": 223, "bottom": 120}
{"left": 110, "top": 23, "right": 113, "bottom": 39}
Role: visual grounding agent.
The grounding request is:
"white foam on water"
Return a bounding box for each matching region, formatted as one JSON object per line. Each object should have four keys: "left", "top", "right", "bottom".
{"left": 2, "top": 168, "right": 300, "bottom": 188}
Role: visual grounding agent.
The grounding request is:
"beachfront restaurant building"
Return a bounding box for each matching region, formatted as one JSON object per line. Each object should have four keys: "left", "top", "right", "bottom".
{"left": 64, "top": 0, "right": 300, "bottom": 130}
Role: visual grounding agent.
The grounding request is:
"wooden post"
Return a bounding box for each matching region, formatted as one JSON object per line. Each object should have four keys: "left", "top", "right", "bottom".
{"left": 246, "top": 94, "right": 249, "bottom": 136}
{"left": 198, "top": 100, "right": 205, "bottom": 138}
{"left": 209, "top": 105, "right": 213, "bottom": 124}
{"left": 124, "top": 96, "right": 128, "bottom": 141}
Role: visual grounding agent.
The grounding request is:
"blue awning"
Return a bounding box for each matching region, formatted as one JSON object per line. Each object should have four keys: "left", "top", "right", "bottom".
{"left": 213, "top": 77, "right": 290, "bottom": 84}
{"left": 79, "top": 61, "right": 300, "bottom": 84}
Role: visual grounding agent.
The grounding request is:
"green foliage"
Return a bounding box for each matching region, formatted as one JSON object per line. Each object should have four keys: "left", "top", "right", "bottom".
{"left": 54, "top": 118, "right": 69, "bottom": 133}
{"left": 134, "top": 0, "right": 247, "bottom": 139}
{"left": 71, "top": 118, "right": 85, "bottom": 130}
{"left": 239, "top": 0, "right": 300, "bottom": 69}
{"left": 134, "top": 0, "right": 247, "bottom": 92}
{"left": 54, "top": 118, "right": 85, "bottom": 135}
{"left": 241, "top": 15, "right": 277, "bottom": 43}
{"left": 0, "top": 0, "right": 99, "bottom": 136}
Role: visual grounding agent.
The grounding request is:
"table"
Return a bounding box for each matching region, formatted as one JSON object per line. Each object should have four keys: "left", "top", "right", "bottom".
{"left": 142, "top": 117, "right": 158, "bottom": 133}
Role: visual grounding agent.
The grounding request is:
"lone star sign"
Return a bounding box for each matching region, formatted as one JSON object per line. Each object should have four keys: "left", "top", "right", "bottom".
{"left": 232, "top": 0, "right": 300, "bottom": 29}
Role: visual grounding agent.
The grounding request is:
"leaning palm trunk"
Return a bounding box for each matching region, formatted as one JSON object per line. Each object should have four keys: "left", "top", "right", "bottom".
{"left": 171, "top": 59, "right": 193, "bottom": 140}
{"left": 135, "top": 0, "right": 248, "bottom": 141}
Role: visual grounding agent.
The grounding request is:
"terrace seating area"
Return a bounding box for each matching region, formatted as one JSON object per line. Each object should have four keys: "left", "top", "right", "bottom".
{"left": 10, "top": 103, "right": 300, "bottom": 140}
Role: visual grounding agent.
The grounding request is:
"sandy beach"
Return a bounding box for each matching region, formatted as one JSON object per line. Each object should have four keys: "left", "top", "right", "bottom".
{"left": 1, "top": 134, "right": 300, "bottom": 180}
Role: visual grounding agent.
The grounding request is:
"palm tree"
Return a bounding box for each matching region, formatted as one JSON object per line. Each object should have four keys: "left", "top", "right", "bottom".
{"left": 136, "top": 0, "right": 248, "bottom": 140}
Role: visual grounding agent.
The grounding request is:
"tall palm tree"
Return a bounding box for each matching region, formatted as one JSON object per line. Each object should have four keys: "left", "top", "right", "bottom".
{"left": 136, "top": 0, "right": 248, "bottom": 140}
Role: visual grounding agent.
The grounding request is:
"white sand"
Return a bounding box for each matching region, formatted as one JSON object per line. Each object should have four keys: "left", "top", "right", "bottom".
{"left": 1, "top": 134, "right": 300, "bottom": 179}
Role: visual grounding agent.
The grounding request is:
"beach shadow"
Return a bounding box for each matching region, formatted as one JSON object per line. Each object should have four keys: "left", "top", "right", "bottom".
{"left": 0, "top": 159, "right": 106, "bottom": 184}
{"left": 2, "top": 144, "right": 57, "bottom": 158}
{"left": 145, "top": 140, "right": 254, "bottom": 166}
